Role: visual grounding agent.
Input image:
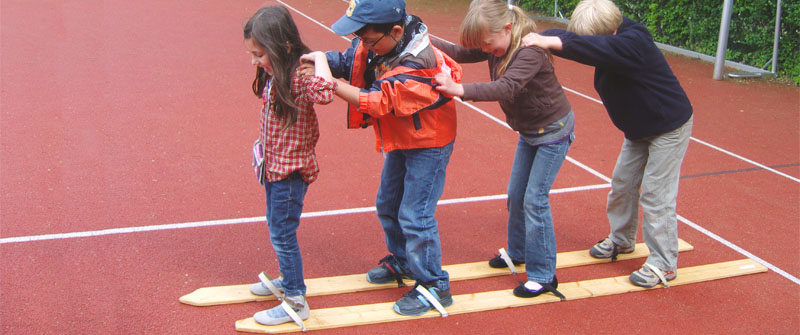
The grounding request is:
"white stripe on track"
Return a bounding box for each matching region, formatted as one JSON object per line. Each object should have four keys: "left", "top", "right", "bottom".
{"left": 689, "top": 137, "right": 800, "bottom": 183}
{"left": 562, "top": 86, "right": 603, "bottom": 104}
{"left": 278, "top": 0, "right": 350, "bottom": 42}
{"left": 678, "top": 215, "right": 800, "bottom": 285}
{"left": 279, "top": 5, "right": 798, "bottom": 285}
{"left": 0, "top": 184, "right": 610, "bottom": 245}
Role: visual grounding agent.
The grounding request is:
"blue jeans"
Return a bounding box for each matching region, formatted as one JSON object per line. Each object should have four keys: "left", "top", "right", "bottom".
{"left": 265, "top": 172, "right": 309, "bottom": 297}
{"left": 376, "top": 141, "right": 454, "bottom": 291}
{"left": 506, "top": 137, "right": 570, "bottom": 283}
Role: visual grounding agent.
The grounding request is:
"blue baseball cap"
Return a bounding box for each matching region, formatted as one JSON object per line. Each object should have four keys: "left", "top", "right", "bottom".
{"left": 331, "top": 0, "right": 406, "bottom": 36}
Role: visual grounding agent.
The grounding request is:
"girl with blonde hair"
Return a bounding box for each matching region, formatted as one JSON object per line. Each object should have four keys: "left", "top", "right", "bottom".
{"left": 433, "top": 0, "right": 573, "bottom": 299}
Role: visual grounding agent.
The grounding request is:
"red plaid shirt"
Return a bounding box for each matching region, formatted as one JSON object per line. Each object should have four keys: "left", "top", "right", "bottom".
{"left": 260, "top": 70, "right": 336, "bottom": 184}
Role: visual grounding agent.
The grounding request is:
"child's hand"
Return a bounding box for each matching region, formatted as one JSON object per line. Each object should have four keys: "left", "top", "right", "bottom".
{"left": 521, "top": 32, "right": 544, "bottom": 47}
{"left": 298, "top": 62, "right": 315, "bottom": 77}
{"left": 433, "top": 72, "right": 464, "bottom": 98}
{"left": 299, "top": 51, "right": 333, "bottom": 82}
{"left": 522, "top": 33, "right": 563, "bottom": 50}
{"left": 299, "top": 51, "right": 323, "bottom": 64}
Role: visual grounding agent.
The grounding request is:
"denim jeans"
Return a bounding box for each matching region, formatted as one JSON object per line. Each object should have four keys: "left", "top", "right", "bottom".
{"left": 376, "top": 141, "right": 454, "bottom": 291}
{"left": 506, "top": 136, "right": 571, "bottom": 283}
{"left": 264, "top": 172, "right": 309, "bottom": 297}
{"left": 606, "top": 116, "right": 693, "bottom": 271}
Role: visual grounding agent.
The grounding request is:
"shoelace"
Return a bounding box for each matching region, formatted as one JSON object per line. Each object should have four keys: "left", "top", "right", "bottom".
{"left": 402, "top": 283, "right": 422, "bottom": 298}
{"left": 599, "top": 239, "right": 621, "bottom": 262}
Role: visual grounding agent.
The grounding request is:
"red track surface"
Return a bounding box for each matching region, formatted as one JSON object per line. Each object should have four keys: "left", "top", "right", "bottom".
{"left": 2, "top": 0, "right": 798, "bottom": 334}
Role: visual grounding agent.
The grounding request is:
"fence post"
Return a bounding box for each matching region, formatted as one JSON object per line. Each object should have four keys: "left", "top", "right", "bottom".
{"left": 771, "top": 0, "right": 782, "bottom": 74}
{"left": 713, "top": 0, "right": 735, "bottom": 80}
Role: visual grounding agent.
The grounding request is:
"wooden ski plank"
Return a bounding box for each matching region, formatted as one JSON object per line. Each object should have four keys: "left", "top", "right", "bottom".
{"left": 234, "top": 258, "right": 766, "bottom": 333}
{"left": 180, "top": 239, "right": 693, "bottom": 306}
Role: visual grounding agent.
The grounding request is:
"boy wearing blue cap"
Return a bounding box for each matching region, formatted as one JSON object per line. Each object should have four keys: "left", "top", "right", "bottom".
{"left": 306, "top": 0, "right": 462, "bottom": 316}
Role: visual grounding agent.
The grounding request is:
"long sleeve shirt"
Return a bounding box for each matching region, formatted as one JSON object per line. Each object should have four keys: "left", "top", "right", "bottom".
{"left": 261, "top": 69, "right": 336, "bottom": 184}
{"left": 432, "top": 40, "right": 571, "bottom": 133}
{"left": 542, "top": 17, "right": 692, "bottom": 140}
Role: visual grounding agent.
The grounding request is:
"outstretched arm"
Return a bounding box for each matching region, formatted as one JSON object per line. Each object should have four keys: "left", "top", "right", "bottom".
{"left": 298, "top": 52, "right": 337, "bottom": 105}
{"left": 433, "top": 72, "right": 464, "bottom": 98}
{"left": 299, "top": 51, "right": 333, "bottom": 83}
{"left": 522, "top": 33, "right": 563, "bottom": 51}
{"left": 333, "top": 81, "right": 360, "bottom": 105}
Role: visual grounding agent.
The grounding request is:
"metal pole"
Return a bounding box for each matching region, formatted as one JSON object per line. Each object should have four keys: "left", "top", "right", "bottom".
{"left": 713, "top": 0, "right": 735, "bottom": 80}
{"left": 771, "top": 0, "right": 782, "bottom": 74}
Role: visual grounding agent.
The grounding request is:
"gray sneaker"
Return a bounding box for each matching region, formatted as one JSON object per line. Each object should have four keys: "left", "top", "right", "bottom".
{"left": 589, "top": 237, "right": 634, "bottom": 261}
{"left": 249, "top": 276, "right": 284, "bottom": 296}
{"left": 253, "top": 295, "right": 309, "bottom": 326}
{"left": 630, "top": 264, "right": 676, "bottom": 288}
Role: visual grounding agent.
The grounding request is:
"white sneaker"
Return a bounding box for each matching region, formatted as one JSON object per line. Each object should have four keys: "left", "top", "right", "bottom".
{"left": 253, "top": 295, "right": 309, "bottom": 326}
{"left": 249, "top": 276, "right": 283, "bottom": 296}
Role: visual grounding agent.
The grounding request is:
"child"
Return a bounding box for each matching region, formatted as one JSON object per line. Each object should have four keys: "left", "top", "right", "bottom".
{"left": 432, "top": 0, "right": 573, "bottom": 299}
{"left": 242, "top": 6, "right": 336, "bottom": 326}
{"left": 309, "top": 0, "right": 462, "bottom": 316}
{"left": 522, "top": 0, "right": 693, "bottom": 288}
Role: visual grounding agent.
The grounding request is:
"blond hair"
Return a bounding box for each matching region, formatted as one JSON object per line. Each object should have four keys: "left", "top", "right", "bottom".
{"left": 567, "top": 0, "right": 622, "bottom": 35}
{"left": 459, "top": 0, "right": 538, "bottom": 76}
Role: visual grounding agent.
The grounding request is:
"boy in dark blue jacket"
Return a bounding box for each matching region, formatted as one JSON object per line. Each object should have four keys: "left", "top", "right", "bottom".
{"left": 523, "top": 0, "right": 693, "bottom": 288}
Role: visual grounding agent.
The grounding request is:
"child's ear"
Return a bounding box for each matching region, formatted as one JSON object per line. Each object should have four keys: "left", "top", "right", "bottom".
{"left": 391, "top": 25, "right": 404, "bottom": 39}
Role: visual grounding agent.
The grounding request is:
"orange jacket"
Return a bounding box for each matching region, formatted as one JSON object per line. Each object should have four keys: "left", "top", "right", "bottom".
{"left": 328, "top": 38, "right": 462, "bottom": 153}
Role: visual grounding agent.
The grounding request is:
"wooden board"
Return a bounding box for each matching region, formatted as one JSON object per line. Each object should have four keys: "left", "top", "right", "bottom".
{"left": 180, "top": 239, "right": 693, "bottom": 306}
{"left": 234, "top": 258, "right": 767, "bottom": 333}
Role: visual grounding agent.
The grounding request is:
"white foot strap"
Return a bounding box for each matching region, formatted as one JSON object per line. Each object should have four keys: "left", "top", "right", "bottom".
{"left": 644, "top": 263, "right": 670, "bottom": 288}
{"left": 498, "top": 248, "right": 518, "bottom": 274}
{"left": 415, "top": 286, "right": 448, "bottom": 317}
{"left": 258, "top": 272, "right": 284, "bottom": 299}
{"left": 280, "top": 300, "right": 307, "bottom": 332}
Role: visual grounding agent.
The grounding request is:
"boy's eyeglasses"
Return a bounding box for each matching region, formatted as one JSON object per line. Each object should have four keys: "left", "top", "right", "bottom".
{"left": 356, "top": 33, "right": 387, "bottom": 47}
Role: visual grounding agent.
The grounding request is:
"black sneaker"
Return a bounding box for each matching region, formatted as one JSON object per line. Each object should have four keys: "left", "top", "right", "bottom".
{"left": 488, "top": 254, "right": 524, "bottom": 268}
{"left": 366, "top": 255, "right": 412, "bottom": 286}
{"left": 392, "top": 284, "right": 453, "bottom": 316}
{"left": 513, "top": 275, "right": 565, "bottom": 301}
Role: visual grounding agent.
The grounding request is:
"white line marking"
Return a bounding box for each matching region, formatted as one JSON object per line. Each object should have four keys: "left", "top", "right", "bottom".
{"left": 0, "top": 184, "right": 611, "bottom": 245}
{"left": 565, "top": 156, "right": 612, "bottom": 183}
{"left": 454, "top": 97, "right": 510, "bottom": 129}
{"left": 689, "top": 137, "right": 800, "bottom": 183}
{"left": 678, "top": 215, "right": 800, "bottom": 285}
{"left": 278, "top": 0, "right": 350, "bottom": 42}
{"left": 562, "top": 86, "right": 603, "bottom": 104}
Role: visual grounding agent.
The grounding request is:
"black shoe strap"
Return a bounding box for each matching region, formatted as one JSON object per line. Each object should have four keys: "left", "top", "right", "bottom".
{"left": 542, "top": 283, "right": 566, "bottom": 301}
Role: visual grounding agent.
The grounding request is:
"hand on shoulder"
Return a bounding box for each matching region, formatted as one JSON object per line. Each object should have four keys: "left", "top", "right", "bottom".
{"left": 522, "top": 33, "right": 562, "bottom": 51}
